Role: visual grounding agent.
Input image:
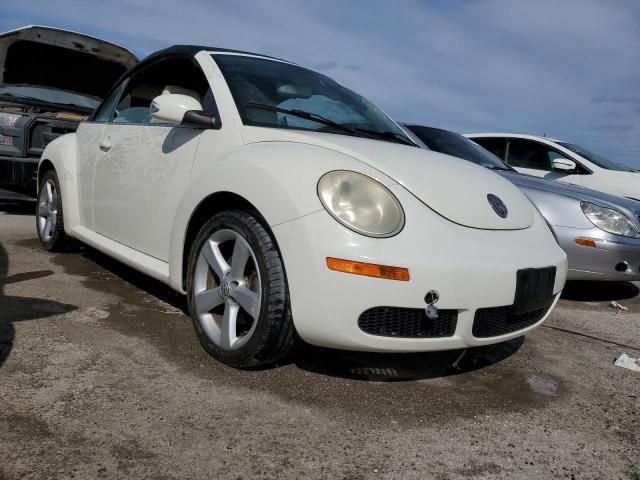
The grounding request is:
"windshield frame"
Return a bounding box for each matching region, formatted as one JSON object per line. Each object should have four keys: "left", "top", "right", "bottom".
{"left": 211, "top": 53, "right": 413, "bottom": 145}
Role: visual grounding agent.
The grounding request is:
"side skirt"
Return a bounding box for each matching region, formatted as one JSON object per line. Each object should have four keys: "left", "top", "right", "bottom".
{"left": 71, "top": 226, "right": 173, "bottom": 288}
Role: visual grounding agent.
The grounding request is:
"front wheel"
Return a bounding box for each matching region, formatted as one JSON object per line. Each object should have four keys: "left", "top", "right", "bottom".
{"left": 36, "top": 170, "right": 72, "bottom": 251}
{"left": 186, "top": 210, "right": 296, "bottom": 368}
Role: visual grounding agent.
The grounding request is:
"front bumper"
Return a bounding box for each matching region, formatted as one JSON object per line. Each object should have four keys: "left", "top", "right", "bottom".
{"left": 273, "top": 185, "right": 568, "bottom": 352}
{"left": 554, "top": 225, "right": 640, "bottom": 281}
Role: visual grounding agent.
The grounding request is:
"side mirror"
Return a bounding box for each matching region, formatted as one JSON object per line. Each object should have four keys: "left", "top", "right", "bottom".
{"left": 552, "top": 158, "right": 576, "bottom": 172}
{"left": 150, "top": 94, "right": 216, "bottom": 128}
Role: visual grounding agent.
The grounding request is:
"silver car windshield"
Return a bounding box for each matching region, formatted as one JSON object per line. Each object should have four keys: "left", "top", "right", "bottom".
{"left": 213, "top": 54, "right": 412, "bottom": 145}
{"left": 406, "top": 125, "right": 513, "bottom": 171}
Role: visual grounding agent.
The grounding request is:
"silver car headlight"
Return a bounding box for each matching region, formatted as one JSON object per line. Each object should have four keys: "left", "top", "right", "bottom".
{"left": 317, "top": 170, "right": 405, "bottom": 237}
{"left": 581, "top": 202, "right": 639, "bottom": 237}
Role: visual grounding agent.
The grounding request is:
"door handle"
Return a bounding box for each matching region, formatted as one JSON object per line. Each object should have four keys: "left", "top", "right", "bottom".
{"left": 99, "top": 139, "right": 112, "bottom": 152}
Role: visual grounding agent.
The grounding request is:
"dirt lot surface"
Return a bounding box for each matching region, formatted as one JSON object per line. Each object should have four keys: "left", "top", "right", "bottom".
{"left": 1, "top": 201, "right": 638, "bottom": 479}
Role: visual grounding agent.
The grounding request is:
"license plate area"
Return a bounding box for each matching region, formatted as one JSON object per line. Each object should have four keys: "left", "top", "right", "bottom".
{"left": 512, "top": 267, "right": 556, "bottom": 315}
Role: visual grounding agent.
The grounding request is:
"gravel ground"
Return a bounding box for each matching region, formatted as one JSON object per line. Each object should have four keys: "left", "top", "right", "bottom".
{"left": 0, "top": 201, "right": 638, "bottom": 480}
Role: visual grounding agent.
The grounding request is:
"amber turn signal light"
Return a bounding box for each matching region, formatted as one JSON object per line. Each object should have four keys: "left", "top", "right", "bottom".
{"left": 575, "top": 238, "right": 597, "bottom": 248}
{"left": 326, "top": 257, "right": 410, "bottom": 281}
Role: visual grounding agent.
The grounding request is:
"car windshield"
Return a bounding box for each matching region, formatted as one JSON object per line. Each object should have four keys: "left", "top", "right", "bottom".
{"left": 213, "top": 54, "right": 412, "bottom": 144}
{"left": 406, "top": 125, "right": 513, "bottom": 171}
{"left": 556, "top": 142, "right": 630, "bottom": 171}
{"left": 0, "top": 84, "right": 100, "bottom": 110}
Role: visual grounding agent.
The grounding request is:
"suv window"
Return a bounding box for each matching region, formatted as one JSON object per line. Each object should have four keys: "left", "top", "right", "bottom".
{"left": 111, "top": 57, "right": 215, "bottom": 124}
{"left": 472, "top": 138, "right": 507, "bottom": 160}
{"left": 506, "top": 139, "right": 570, "bottom": 171}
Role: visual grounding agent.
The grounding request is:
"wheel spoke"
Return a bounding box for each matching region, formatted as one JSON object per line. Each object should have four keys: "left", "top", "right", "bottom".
{"left": 45, "top": 181, "right": 53, "bottom": 204}
{"left": 232, "top": 285, "right": 260, "bottom": 320}
{"left": 38, "top": 204, "right": 50, "bottom": 217}
{"left": 195, "top": 287, "right": 224, "bottom": 314}
{"left": 220, "top": 302, "right": 239, "bottom": 349}
{"left": 44, "top": 218, "right": 53, "bottom": 237}
{"left": 201, "top": 240, "right": 230, "bottom": 280}
{"left": 230, "top": 238, "right": 251, "bottom": 279}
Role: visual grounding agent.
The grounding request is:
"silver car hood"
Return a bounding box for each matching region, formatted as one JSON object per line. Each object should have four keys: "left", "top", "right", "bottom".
{"left": 499, "top": 170, "right": 640, "bottom": 228}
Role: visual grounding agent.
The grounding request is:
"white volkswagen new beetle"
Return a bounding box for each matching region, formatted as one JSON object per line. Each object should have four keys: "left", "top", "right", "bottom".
{"left": 36, "top": 46, "right": 567, "bottom": 367}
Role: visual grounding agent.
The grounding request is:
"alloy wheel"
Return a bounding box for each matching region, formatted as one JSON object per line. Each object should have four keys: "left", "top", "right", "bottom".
{"left": 193, "top": 229, "right": 262, "bottom": 350}
{"left": 37, "top": 179, "right": 58, "bottom": 241}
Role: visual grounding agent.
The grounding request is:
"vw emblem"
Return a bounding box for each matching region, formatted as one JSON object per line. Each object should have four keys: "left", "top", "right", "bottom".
{"left": 424, "top": 290, "right": 440, "bottom": 305}
{"left": 220, "top": 281, "right": 230, "bottom": 297}
{"left": 487, "top": 194, "right": 508, "bottom": 218}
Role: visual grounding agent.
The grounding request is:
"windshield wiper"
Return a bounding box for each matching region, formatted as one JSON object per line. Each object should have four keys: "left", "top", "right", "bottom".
{"left": 245, "top": 103, "right": 379, "bottom": 140}
{"left": 246, "top": 103, "right": 418, "bottom": 146}
{"left": 352, "top": 127, "right": 418, "bottom": 147}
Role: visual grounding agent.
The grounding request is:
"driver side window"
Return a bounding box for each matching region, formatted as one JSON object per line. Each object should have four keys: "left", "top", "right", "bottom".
{"left": 110, "top": 56, "right": 216, "bottom": 125}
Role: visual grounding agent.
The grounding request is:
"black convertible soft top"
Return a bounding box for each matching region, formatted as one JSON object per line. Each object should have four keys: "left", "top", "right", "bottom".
{"left": 139, "top": 44, "right": 285, "bottom": 65}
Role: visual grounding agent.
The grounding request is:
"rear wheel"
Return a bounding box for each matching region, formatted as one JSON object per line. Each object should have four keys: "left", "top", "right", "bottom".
{"left": 36, "top": 170, "right": 72, "bottom": 251}
{"left": 186, "top": 210, "right": 296, "bottom": 368}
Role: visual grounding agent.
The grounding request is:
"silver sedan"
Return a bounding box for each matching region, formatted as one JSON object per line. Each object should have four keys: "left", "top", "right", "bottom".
{"left": 403, "top": 124, "right": 640, "bottom": 281}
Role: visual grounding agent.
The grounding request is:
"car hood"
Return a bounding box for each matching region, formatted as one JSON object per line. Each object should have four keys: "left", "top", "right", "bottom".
{"left": 242, "top": 127, "right": 535, "bottom": 230}
{"left": 499, "top": 170, "right": 640, "bottom": 223}
{"left": 0, "top": 26, "right": 138, "bottom": 101}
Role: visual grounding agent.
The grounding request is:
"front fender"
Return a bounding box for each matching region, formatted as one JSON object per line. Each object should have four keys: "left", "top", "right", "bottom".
{"left": 39, "top": 132, "right": 80, "bottom": 232}
{"left": 522, "top": 187, "right": 593, "bottom": 230}
{"left": 167, "top": 140, "right": 396, "bottom": 291}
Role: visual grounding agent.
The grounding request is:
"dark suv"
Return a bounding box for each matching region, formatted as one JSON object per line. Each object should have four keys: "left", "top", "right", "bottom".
{"left": 0, "top": 26, "right": 137, "bottom": 196}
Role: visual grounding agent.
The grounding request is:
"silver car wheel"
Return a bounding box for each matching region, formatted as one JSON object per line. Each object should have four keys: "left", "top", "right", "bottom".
{"left": 193, "top": 229, "right": 262, "bottom": 351}
{"left": 37, "top": 179, "right": 58, "bottom": 241}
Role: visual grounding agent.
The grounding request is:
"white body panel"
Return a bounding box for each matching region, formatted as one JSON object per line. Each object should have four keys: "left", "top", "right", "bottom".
{"left": 467, "top": 133, "right": 640, "bottom": 200}
{"left": 39, "top": 50, "right": 568, "bottom": 351}
{"left": 93, "top": 124, "right": 200, "bottom": 260}
{"left": 275, "top": 187, "right": 566, "bottom": 351}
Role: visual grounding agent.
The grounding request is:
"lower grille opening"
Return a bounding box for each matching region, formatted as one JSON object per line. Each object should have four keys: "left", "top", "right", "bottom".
{"left": 358, "top": 307, "right": 458, "bottom": 338}
{"left": 472, "top": 299, "right": 555, "bottom": 338}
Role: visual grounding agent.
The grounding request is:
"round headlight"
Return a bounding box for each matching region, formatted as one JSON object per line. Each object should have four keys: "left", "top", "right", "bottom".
{"left": 581, "top": 202, "right": 639, "bottom": 238}
{"left": 317, "top": 170, "right": 405, "bottom": 237}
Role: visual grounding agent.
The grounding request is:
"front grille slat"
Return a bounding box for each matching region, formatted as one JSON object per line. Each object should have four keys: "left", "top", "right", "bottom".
{"left": 472, "top": 300, "right": 554, "bottom": 338}
{"left": 358, "top": 307, "right": 457, "bottom": 338}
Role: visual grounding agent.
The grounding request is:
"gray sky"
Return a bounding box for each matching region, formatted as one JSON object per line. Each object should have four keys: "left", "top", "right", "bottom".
{"left": 2, "top": 0, "right": 639, "bottom": 165}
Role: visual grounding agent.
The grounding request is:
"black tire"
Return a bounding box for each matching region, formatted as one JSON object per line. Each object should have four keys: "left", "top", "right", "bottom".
{"left": 186, "top": 210, "right": 297, "bottom": 368}
{"left": 36, "top": 170, "right": 73, "bottom": 252}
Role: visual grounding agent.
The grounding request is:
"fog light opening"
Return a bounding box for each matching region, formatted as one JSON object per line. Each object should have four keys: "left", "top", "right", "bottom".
{"left": 615, "top": 261, "right": 629, "bottom": 273}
